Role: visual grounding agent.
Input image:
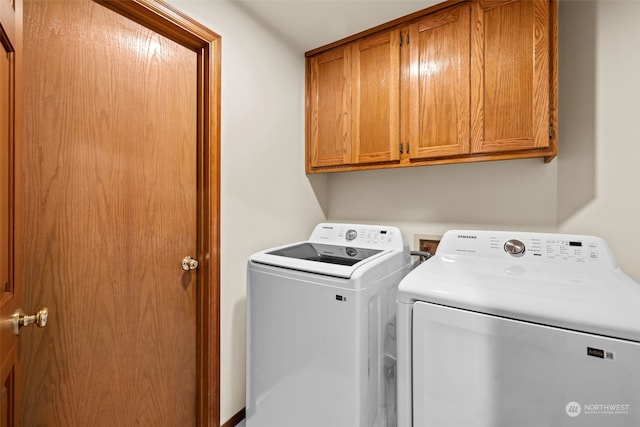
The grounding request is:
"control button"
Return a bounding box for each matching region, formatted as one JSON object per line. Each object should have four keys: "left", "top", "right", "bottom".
{"left": 345, "top": 229, "right": 358, "bottom": 241}
{"left": 504, "top": 239, "right": 526, "bottom": 257}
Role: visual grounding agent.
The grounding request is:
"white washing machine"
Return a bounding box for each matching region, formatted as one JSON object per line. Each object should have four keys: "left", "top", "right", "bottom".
{"left": 397, "top": 230, "right": 640, "bottom": 427}
{"left": 247, "top": 223, "right": 411, "bottom": 427}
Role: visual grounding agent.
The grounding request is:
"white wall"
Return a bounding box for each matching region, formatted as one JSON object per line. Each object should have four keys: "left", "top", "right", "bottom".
{"left": 328, "top": 0, "right": 640, "bottom": 282}
{"left": 556, "top": 0, "right": 640, "bottom": 278}
{"left": 164, "top": 1, "right": 327, "bottom": 423}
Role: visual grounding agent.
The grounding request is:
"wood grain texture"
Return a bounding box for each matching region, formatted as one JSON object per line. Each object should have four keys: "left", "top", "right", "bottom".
{"left": 96, "top": 0, "right": 220, "bottom": 53}
{"left": 0, "top": 46, "right": 14, "bottom": 427}
{"left": 352, "top": 29, "right": 400, "bottom": 164}
{"left": 546, "top": 0, "right": 558, "bottom": 163}
{"left": 23, "top": 1, "right": 199, "bottom": 425}
{"left": 308, "top": 45, "right": 352, "bottom": 168}
{"left": 0, "top": 39, "right": 9, "bottom": 296}
{"left": 0, "top": 0, "right": 23, "bottom": 424}
{"left": 306, "top": 0, "right": 557, "bottom": 173}
{"left": 408, "top": 2, "right": 470, "bottom": 159}
{"left": 471, "top": 0, "right": 550, "bottom": 154}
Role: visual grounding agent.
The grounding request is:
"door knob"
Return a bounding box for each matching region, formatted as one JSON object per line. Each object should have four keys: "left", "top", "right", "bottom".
{"left": 181, "top": 256, "right": 199, "bottom": 271}
{"left": 13, "top": 307, "right": 49, "bottom": 335}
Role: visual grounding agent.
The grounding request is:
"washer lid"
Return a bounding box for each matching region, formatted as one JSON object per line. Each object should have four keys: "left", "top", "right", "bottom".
{"left": 266, "top": 242, "right": 383, "bottom": 266}
{"left": 250, "top": 223, "right": 407, "bottom": 279}
{"left": 251, "top": 242, "right": 390, "bottom": 278}
{"left": 397, "top": 230, "right": 640, "bottom": 342}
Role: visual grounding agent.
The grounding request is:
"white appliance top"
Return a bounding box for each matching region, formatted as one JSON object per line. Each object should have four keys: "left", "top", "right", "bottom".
{"left": 397, "top": 230, "right": 640, "bottom": 342}
{"left": 250, "top": 223, "right": 406, "bottom": 278}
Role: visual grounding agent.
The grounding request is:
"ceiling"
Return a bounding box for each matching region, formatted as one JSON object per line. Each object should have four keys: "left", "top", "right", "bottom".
{"left": 231, "top": 0, "right": 441, "bottom": 53}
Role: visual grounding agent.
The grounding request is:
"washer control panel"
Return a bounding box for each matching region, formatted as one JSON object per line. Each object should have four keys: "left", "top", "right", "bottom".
{"left": 438, "top": 230, "right": 613, "bottom": 266}
{"left": 309, "top": 223, "right": 404, "bottom": 250}
{"left": 345, "top": 229, "right": 358, "bottom": 241}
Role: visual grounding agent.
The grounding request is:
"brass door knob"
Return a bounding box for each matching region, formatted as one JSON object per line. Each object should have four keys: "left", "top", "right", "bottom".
{"left": 181, "top": 256, "right": 199, "bottom": 271}
{"left": 13, "top": 307, "right": 49, "bottom": 335}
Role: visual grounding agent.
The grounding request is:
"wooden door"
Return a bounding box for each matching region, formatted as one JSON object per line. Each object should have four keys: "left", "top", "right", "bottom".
{"left": 406, "top": 2, "right": 471, "bottom": 160}
{"left": 21, "top": 0, "right": 220, "bottom": 425}
{"left": 1, "top": 0, "right": 23, "bottom": 424}
{"left": 471, "top": 0, "right": 551, "bottom": 154}
{"left": 352, "top": 30, "right": 401, "bottom": 165}
{"left": 307, "top": 45, "right": 353, "bottom": 170}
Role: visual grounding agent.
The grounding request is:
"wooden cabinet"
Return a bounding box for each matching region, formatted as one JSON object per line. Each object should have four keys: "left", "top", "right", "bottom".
{"left": 307, "top": 31, "right": 401, "bottom": 168}
{"left": 470, "top": 0, "right": 552, "bottom": 155}
{"left": 308, "top": 45, "right": 352, "bottom": 168}
{"left": 305, "top": 0, "right": 557, "bottom": 173}
{"left": 352, "top": 30, "right": 401, "bottom": 165}
{"left": 406, "top": 3, "right": 471, "bottom": 160}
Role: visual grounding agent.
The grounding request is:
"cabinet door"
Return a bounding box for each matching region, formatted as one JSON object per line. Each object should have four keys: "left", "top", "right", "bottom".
{"left": 471, "top": 0, "right": 551, "bottom": 154}
{"left": 407, "top": 3, "right": 471, "bottom": 160}
{"left": 351, "top": 30, "right": 401, "bottom": 165}
{"left": 308, "top": 45, "right": 352, "bottom": 168}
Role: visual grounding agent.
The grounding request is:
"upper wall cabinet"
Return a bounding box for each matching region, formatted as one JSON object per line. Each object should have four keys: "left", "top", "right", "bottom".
{"left": 305, "top": 0, "right": 558, "bottom": 173}
{"left": 352, "top": 30, "right": 401, "bottom": 165}
{"left": 471, "top": 0, "right": 552, "bottom": 155}
{"left": 308, "top": 30, "right": 401, "bottom": 168}
{"left": 308, "top": 45, "right": 352, "bottom": 168}
{"left": 407, "top": 3, "right": 471, "bottom": 160}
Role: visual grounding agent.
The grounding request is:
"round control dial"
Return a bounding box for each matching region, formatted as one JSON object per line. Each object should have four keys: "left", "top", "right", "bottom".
{"left": 345, "top": 229, "right": 358, "bottom": 241}
{"left": 504, "top": 239, "right": 525, "bottom": 257}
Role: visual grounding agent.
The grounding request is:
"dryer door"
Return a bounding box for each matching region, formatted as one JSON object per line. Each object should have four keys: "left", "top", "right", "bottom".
{"left": 412, "top": 302, "right": 640, "bottom": 427}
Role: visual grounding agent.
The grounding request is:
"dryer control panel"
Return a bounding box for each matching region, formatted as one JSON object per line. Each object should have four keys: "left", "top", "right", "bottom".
{"left": 543, "top": 238, "right": 600, "bottom": 262}
{"left": 498, "top": 236, "right": 600, "bottom": 263}
{"left": 437, "top": 230, "right": 615, "bottom": 268}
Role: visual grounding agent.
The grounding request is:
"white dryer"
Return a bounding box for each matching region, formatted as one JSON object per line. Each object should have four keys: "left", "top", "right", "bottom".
{"left": 397, "top": 230, "right": 640, "bottom": 427}
{"left": 247, "top": 223, "right": 411, "bottom": 427}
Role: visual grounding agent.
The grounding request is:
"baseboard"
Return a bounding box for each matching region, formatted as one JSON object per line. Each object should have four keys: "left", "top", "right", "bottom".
{"left": 221, "top": 408, "right": 245, "bottom": 427}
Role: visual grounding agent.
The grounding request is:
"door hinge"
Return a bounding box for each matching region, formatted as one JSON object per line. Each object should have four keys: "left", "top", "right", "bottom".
{"left": 549, "top": 125, "right": 554, "bottom": 139}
